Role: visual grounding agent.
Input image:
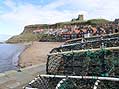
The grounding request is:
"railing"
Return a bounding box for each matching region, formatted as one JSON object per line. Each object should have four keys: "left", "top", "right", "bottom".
{"left": 50, "top": 36, "right": 119, "bottom": 53}
{"left": 64, "top": 33, "right": 119, "bottom": 44}
{"left": 24, "top": 74, "right": 119, "bottom": 89}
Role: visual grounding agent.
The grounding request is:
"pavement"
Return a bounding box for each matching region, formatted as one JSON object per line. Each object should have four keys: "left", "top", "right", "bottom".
{"left": 0, "top": 64, "right": 46, "bottom": 89}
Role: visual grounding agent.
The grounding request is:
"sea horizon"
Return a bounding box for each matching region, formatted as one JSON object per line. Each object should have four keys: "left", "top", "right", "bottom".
{"left": 0, "top": 34, "right": 12, "bottom": 42}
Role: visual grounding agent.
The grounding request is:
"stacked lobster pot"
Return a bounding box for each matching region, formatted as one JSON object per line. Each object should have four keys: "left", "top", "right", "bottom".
{"left": 24, "top": 33, "right": 119, "bottom": 89}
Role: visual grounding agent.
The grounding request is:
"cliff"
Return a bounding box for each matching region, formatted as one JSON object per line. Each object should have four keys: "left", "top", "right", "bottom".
{"left": 6, "top": 19, "right": 110, "bottom": 43}
{"left": 21, "top": 24, "right": 49, "bottom": 34}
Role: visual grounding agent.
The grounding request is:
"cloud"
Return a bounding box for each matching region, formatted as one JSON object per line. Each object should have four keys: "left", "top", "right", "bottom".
{"left": 64, "top": 0, "right": 119, "bottom": 20}
{"left": 3, "top": 0, "right": 17, "bottom": 10}
{"left": 0, "top": 0, "right": 87, "bottom": 25}
{"left": 43, "top": 0, "right": 66, "bottom": 10}
{"left": 0, "top": 0, "right": 119, "bottom": 35}
{"left": 0, "top": 0, "right": 87, "bottom": 35}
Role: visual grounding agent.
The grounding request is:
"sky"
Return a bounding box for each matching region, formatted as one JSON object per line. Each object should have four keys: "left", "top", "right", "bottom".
{"left": 0, "top": 0, "right": 119, "bottom": 37}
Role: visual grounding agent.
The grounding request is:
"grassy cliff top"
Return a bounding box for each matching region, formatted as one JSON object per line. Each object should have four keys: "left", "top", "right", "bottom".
{"left": 86, "top": 19, "right": 110, "bottom": 24}
{"left": 6, "top": 33, "right": 38, "bottom": 43}
{"left": 24, "top": 18, "right": 110, "bottom": 28}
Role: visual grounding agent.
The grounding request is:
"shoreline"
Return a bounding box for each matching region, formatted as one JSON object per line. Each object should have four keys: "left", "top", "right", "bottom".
{"left": 18, "top": 41, "right": 63, "bottom": 68}
{"left": 17, "top": 42, "right": 32, "bottom": 67}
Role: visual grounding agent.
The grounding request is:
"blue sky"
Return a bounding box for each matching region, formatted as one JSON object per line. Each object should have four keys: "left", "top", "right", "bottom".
{"left": 0, "top": 0, "right": 119, "bottom": 38}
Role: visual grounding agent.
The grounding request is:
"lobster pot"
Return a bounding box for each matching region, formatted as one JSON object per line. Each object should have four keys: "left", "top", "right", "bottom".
{"left": 24, "top": 75, "right": 119, "bottom": 89}
{"left": 47, "top": 49, "right": 119, "bottom": 77}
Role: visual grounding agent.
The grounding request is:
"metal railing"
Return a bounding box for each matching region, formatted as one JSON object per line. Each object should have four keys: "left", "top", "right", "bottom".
{"left": 24, "top": 74, "right": 119, "bottom": 89}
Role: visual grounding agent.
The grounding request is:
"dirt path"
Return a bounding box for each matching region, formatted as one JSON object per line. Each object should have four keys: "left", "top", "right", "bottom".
{"left": 19, "top": 41, "right": 63, "bottom": 68}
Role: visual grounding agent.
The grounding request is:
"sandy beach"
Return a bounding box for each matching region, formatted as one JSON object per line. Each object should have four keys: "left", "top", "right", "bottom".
{"left": 19, "top": 41, "right": 63, "bottom": 68}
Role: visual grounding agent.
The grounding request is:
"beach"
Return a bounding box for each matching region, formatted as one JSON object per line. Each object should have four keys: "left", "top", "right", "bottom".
{"left": 19, "top": 41, "right": 63, "bottom": 68}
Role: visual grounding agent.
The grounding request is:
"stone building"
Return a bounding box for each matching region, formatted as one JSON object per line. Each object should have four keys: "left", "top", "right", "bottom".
{"left": 71, "top": 14, "right": 84, "bottom": 21}
{"left": 77, "top": 14, "right": 84, "bottom": 21}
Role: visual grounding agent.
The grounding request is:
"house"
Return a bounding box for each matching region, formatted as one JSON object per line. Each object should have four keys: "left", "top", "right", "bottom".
{"left": 114, "top": 19, "right": 119, "bottom": 24}
{"left": 71, "top": 29, "right": 80, "bottom": 39}
{"left": 33, "top": 29, "right": 44, "bottom": 34}
{"left": 79, "top": 29, "right": 85, "bottom": 38}
{"left": 80, "top": 26, "right": 93, "bottom": 38}
{"left": 60, "top": 28, "right": 80, "bottom": 40}
{"left": 80, "top": 29, "right": 86, "bottom": 38}
{"left": 92, "top": 27, "right": 97, "bottom": 35}
{"left": 86, "top": 26, "right": 94, "bottom": 37}
{"left": 107, "top": 26, "right": 113, "bottom": 34}
{"left": 95, "top": 27, "right": 105, "bottom": 36}
{"left": 114, "top": 27, "right": 119, "bottom": 33}
{"left": 60, "top": 29, "right": 71, "bottom": 40}
{"left": 60, "top": 31, "right": 71, "bottom": 40}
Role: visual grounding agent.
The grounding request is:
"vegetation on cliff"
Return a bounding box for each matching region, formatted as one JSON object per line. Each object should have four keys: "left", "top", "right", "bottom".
{"left": 6, "top": 33, "right": 37, "bottom": 43}
{"left": 86, "top": 19, "right": 110, "bottom": 25}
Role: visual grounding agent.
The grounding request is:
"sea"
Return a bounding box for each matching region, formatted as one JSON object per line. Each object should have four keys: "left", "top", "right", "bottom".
{"left": 0, "top": 44, "right": 25, "bottom": 73}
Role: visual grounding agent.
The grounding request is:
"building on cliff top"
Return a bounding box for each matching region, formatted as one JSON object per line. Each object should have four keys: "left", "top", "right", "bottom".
{"left": 71, "top": 14, "right": 84, "bottom": 21}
